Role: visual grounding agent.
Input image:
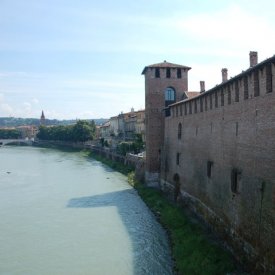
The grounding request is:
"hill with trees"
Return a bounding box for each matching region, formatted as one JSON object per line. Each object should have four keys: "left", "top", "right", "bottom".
{"left": 0, "top": 117, "right": 107, "bottom": 127}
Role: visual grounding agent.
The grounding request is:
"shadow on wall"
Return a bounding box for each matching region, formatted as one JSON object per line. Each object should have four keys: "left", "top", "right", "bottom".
{"left": 67, "top": 189, "right": 173, "bottom": 275}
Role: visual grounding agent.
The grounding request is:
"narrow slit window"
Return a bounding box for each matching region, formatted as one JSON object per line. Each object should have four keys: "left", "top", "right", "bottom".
{"left": 231, "top": 168, "right": 241, "bottom": 193}
{"left": 176, "top": 153, "right": 180, "bottom": 165}
{"left": 178, "top": 123, "right": 182, "bottom": 139}
{"left": 207, "top": 161, "right": 213, "bottom": 178}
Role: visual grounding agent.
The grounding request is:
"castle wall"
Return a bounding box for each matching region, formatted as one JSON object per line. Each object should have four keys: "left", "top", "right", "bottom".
{"left": 161, "top": 60, "right": 275, "bottom": 272}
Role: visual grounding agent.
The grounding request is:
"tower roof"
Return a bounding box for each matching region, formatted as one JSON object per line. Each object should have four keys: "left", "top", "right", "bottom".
{"left": 41, "top": 110, "right": 45, "bottom": 119}
{"left": 142, "top": 61, "right": 191, "bottom": 74}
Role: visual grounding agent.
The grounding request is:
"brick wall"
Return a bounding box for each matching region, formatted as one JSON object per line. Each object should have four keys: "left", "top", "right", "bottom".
{"left": 161, "top": 59, "right": 275, "bottom": 272}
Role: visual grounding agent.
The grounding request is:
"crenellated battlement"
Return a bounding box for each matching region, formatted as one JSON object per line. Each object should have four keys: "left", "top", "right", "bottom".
{"left": 168, "top": 55, "right": 275, "bottom": 119}
{"left": 144, "top": 52, "right": 275, "bottom": 273}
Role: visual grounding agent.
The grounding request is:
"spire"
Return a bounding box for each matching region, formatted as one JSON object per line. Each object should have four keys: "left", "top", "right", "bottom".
{"left": 40, "top": 110, "right": 46, "bottom": 125}
{"left": 41, "top": 110, "right": 45, "bottom": 119}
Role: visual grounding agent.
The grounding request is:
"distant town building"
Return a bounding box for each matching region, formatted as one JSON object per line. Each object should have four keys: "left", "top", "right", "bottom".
{"left": 17, "top": 125, "right": 38, "bottom": 139}
{"left": 99, "top": 120, "right": 111, "bottom": 139}
{"left": 99, "top": 109, "right": 145, "bottom": 142}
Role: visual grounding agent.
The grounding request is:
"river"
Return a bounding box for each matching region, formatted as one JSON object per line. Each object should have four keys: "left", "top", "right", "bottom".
{"left": 0, "top": 146, "right": 173, "bottom": 275}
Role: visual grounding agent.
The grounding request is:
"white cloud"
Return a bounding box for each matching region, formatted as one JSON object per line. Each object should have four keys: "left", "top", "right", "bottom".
{"left": 175, "top": 4, "right": 275, "bottom": 58}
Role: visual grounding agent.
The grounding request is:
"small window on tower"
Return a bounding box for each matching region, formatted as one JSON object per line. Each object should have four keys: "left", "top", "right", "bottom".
{"left": 177, "top": 68, "right": 182, "bottom": 78}
{"left": 166, "top": 68, "right": 171, "bottom": 78}
{"left": 155, "top": 68, "right": 160, "bottom": 78}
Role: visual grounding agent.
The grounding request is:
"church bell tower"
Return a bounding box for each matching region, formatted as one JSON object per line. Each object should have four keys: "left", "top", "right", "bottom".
{"left": 40, "top": 110, "right": 46, "bottom": 126}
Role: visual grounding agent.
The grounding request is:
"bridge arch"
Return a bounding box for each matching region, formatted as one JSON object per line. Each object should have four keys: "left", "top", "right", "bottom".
{"left": 0, "top": 139, "right": 33, "bottom": 146}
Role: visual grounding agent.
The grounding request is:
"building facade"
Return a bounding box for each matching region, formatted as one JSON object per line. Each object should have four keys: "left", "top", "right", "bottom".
{"left": 100, "top": 109, "right": 145, "bottom": 142}
{"left": 143, "top": 52, "right": 275, "bottom": 272}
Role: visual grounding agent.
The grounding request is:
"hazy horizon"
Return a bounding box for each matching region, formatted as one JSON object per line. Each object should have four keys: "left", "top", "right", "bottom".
{"left": 0, "top": 0, "right": 274, "bottom": 120}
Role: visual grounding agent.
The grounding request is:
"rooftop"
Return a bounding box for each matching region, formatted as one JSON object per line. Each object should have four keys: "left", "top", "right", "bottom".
{"left": 142, "top": 61, "right": 191, "bottom": 74}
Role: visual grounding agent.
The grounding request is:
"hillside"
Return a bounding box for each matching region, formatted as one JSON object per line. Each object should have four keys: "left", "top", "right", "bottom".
{"left": 0, "top": 117, "right": 108, "bottom": 127}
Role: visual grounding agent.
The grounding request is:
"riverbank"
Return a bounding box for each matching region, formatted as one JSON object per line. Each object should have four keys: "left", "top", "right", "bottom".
{"left": 88, "top": 151, "right": 237, "bottom": 275}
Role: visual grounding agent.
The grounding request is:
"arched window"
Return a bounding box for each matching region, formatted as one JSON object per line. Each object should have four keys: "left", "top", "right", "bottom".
{"left": 178, "top": 123, "right": 182, "bottom": 139}
{"left": 164, "top": 87, "right": 176, "bottom": 103}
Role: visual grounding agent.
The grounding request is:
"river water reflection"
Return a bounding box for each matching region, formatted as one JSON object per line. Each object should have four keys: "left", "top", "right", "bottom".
{"left": 0, "top": 146, "right": 173, "bottom": 275}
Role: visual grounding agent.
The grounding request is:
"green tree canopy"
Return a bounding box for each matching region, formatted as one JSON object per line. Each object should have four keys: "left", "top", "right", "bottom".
{"left": 0, "top": 129, "right": 21, "bottom": 139}
{"left": 37, "top": 120, "right": 96, "bottom": 142}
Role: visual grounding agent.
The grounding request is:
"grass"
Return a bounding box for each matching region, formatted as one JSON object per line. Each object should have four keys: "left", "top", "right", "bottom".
{"left": 90, "top": 152, "right": 237, "bottom": 275}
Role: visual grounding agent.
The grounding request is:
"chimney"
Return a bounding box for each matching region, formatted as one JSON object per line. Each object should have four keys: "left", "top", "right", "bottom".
{"left": 200, "top": 81, "right": 205, "bottom": 93}
{"left": 249, "top": 51, "right": 258, "bottom": 67}
{"left": 221, "top": 68, "right": 228, "bottom": 82}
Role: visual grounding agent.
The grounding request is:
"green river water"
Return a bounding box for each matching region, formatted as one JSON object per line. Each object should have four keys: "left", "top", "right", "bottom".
{"left": 0, "top": 146, "right": 172, "bottom": 275}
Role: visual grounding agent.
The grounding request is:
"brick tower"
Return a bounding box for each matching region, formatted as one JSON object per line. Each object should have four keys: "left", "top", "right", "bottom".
{"left": 142, "top": 61, "right": 191, "bottom": 186}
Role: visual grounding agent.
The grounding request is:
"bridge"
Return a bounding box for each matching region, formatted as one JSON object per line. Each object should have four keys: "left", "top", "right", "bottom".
{"left": 0, "top": 139, "right": 34, "bottom": 146}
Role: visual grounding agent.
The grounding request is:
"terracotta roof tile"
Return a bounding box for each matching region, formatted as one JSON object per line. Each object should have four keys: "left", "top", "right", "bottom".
{"left": 186, "top": 91, "right": 200, "bottom": 98}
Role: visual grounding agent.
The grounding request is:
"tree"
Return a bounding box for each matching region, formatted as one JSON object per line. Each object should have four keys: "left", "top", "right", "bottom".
{"left": 37, "top": 120, "right": 96, "bottom": 142}
{"left": 71, "top": 120, "right": 95, "bottom": 142}
{"left": 0, "top": 129, "right": 21, "bottom": 139}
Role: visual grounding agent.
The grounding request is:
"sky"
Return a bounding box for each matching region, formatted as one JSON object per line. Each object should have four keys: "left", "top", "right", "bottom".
{"left": 0, "top": 0, "right": 274, "bottom": 119}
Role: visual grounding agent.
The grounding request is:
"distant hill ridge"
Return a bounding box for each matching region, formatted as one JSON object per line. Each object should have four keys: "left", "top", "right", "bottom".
{"left": 0, "top": 117, "right": 108, "bottom": 127}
